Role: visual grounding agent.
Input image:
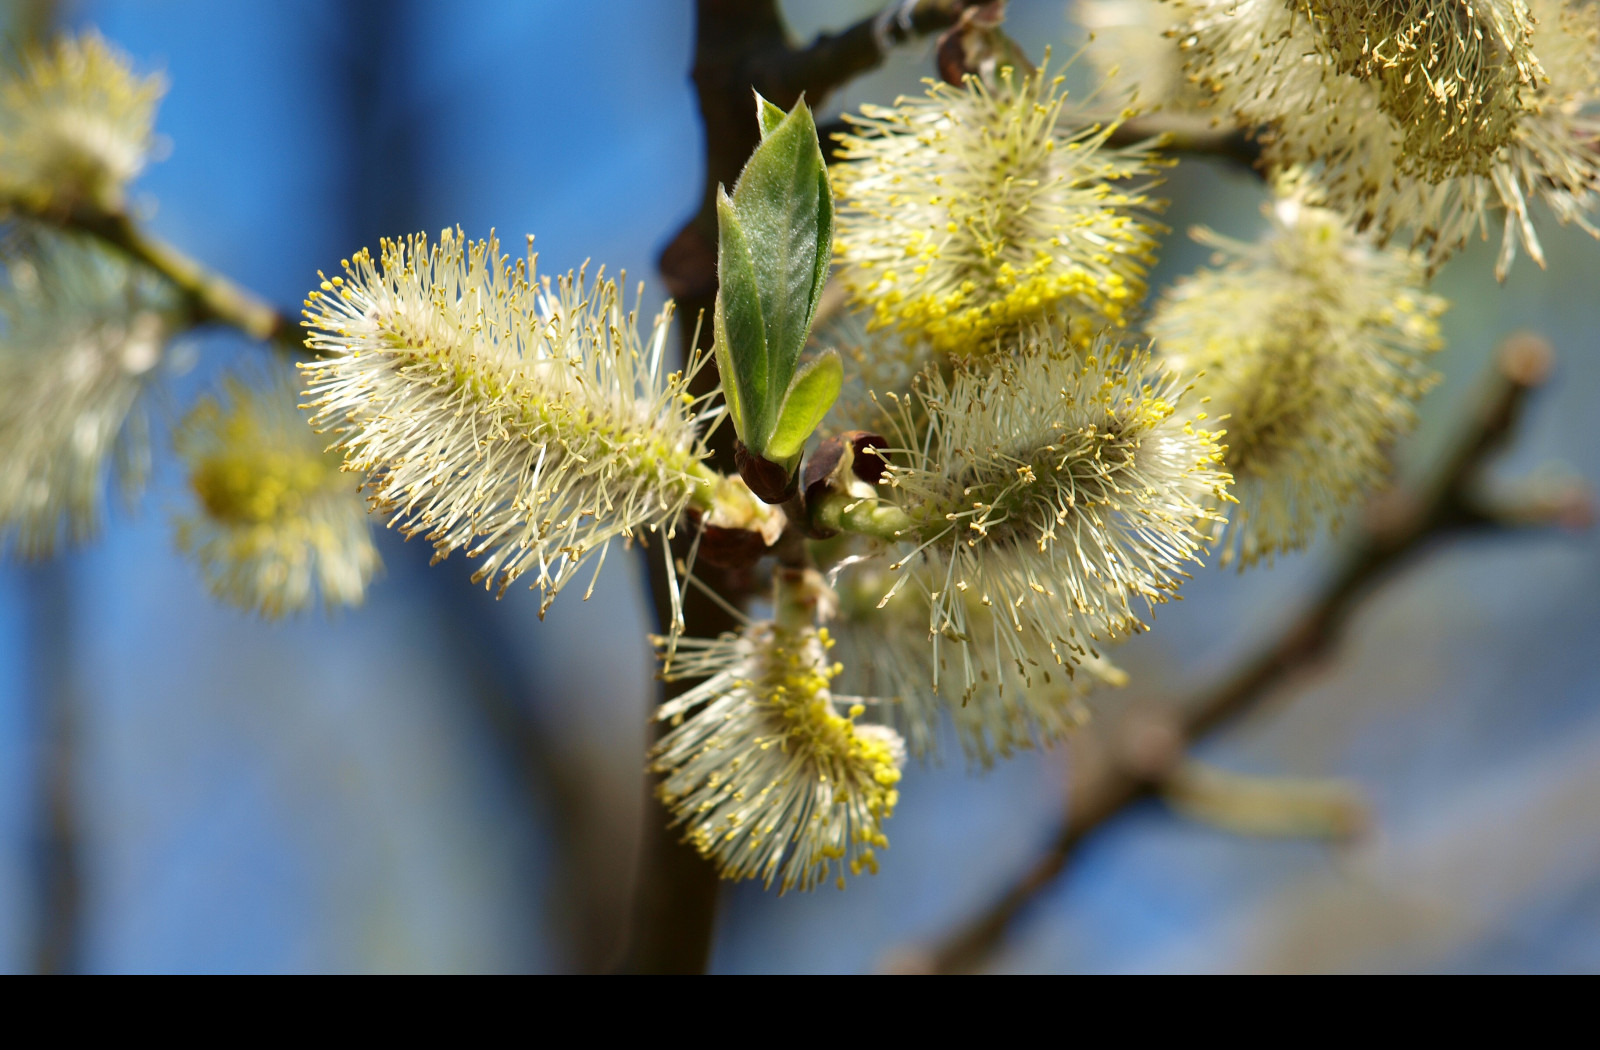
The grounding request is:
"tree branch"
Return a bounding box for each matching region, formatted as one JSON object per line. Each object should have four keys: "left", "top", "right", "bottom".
{"left": 911, "top": 332, "right": 1589, "bottom": 974}
{"left": 36, "top": 204, "right": 302, "bottom": 350}
{"left": 1109, "top": 113, "right": 1264, "bottom": 173}
{"left": 22, "top": 563, "right": 82, "bottom": 975}
{"left": 761, "top": 0, "right": 971, "bottom": 102}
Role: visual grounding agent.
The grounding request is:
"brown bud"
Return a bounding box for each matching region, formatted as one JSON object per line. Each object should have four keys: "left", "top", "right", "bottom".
{"left": 935, "top": 25, "right": 970, "bottom": 88}
{"left": 684, "top": 510, "right": 773, "bottom": 570}
{"left": 735, "top": 440, "right": 797, "bottom": 504}
{"left": 802, "top": 430, "right": 890, "bottom": 505}
{"left": 1499, "top": 331, "right": 1554, "bottom": 387}
{"left": 846, "top": 431, "right": 890, "bottom": 485}
{"left": 935, "top": 1, "right": 1027, "bottom": 87}
{"left": 802, "top": 436, "right": 848, "bottom": 508}
{"left": 802, "top": 431, "right": 890, "bottom": 538}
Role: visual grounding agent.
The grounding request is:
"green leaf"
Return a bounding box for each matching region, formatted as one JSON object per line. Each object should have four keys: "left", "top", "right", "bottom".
{"left": 710, "top": 94, "right": 838, "bottom": 476}
{"left": 729, "top": 97, "right": 833, "bottom": 428}
{"left": 754, "top": 91, "right": 786, "bottom": 139}
{"left": 714, "top": 186, "right": 769, "bottom": 446}
{"left": 766, "top": 349, "right": 843, "bottom": 462}
{"left": 712, "top": 298, "right": 745, "bottom": 443}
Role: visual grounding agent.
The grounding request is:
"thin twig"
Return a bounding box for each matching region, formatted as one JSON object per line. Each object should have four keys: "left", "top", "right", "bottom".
{"left": 1110, "top": 112, "right": 1264, "bottom": 173}
{"left": 914, "top": 333, "right": 1587, "bottom": 974}
{"left": 17, "top": 203, "right": 301, "bottom": 352}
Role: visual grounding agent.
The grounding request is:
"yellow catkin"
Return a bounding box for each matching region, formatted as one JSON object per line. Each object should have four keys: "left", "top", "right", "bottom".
{"left": 175, "top": 368, "right": 379, "bottom": 617}
{"left": 833, "top": 60, "right": 1166, "bottom": 356}
{"left": 300, "top": 230, "right": 715, "bottom": 614}
{"left": 0, "top": 31, "right": 165, "bottom": 211}
{"left": 652, "top": 622, "right": 906, "bottom": 892}
{"left": 1173, "top": 0, "right": 1600, "bottom": 276}
{"left": 867, "top": 331, "right": 1229, "bottom": 705}
{"left": 1150, "top": 187, "right": 1447, "bottom": 566}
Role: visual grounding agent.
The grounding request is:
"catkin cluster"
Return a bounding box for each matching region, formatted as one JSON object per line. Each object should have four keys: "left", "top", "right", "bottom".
{"left": 1172, "top": 0, "right": 1600, "bottom": 275}
{"left": 2, "top": 16, "right": 1537, "bottom": 899}
{"left": 176, "top": 366, "right": 380, "bottom": 617}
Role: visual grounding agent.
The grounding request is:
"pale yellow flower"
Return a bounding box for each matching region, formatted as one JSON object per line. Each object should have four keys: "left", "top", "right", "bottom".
{"left": 0, "top": 229, "right": 172, "bottom": 556}
{"left": 653, "top": 621, "right": 906, "bottom": 892}
{"left": 1174, "top": 0, "right": 1600, "bottom": 276}
{"left": 0, "top": 31, "right": 165, "bottom": 212}
{"left": 1075, "top": 0, "right": 1200, "bottom": 112}
{"left": 1149, "top": 188, "right": 1446, "bottom": 565}
{"left": 175, "top": 366, "right": 380, "bottom": 617}
{"left": 300, "top": 230, "right": 716, "bottom": 613}
{"left": 833, "top": 61, "right": 1165, "bottom": 355}
{"left": 831, "top": 568, "right": 1125, "bottom": 765}
{"left": 1301, "top": 0, "right": 1541, "bottom": 178}
{"left": 873, "top": 332, "right": 1229, "bottom": 700}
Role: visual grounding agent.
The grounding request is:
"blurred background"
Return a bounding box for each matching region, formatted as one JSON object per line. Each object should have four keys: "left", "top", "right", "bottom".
{"left": 2, "top": 0, "right": 1599, "bottom": 973}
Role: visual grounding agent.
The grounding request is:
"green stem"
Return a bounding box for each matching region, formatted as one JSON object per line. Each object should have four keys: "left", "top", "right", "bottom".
{"left": 773, "top": 569, "right": 814, "bottom": 631}
{"left": 685, "top": 460, "right": 722, "bottom": 512}
{"left": 810, "top": 488, "right": 915, "bottom": 541}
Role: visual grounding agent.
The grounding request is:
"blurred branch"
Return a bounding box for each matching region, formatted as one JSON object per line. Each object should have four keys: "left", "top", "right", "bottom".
{"left": 1162, "top": 760, "right": 1368, "bottom": 840}
{"left": 1109, "top": 112, "right": 1264, "bottom": 173}
{"left": 762, "top": 0, "right": 972, "bottom": 104}
{"left": 14, "top": 0, "right": 77, "bottom": 979}
{"left": 412, "top": 560, "right": 644, "bottom": 973}
{"left": 35, "top": 204, "right": 302, "bottom": 351}
{"left": 22, "top": 564, "right": 82, "bottom": 975}
{"left": 910, "top": 332, "right": 1591, "bottom": 973}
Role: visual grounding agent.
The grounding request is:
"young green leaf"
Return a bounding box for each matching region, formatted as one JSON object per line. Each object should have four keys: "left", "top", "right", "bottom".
{"left": 714, "top": 186, "right": 768, "bottom": 444}
{"left": 766, "top": 349, "right": 843, "bottom": 463}
{"left": 728, "top": 98, "right": 832, "bottom": 428}
{"left": 711, "top": 94, "right": 840, "bottom": 500}
{"left": 754, "top": 91, "right": 786, "bottom": 138}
